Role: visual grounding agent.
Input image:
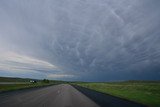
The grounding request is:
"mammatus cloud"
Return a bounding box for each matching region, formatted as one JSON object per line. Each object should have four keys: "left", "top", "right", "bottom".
{"left": 0, "top": 0, "right": 160, "bottom": 81}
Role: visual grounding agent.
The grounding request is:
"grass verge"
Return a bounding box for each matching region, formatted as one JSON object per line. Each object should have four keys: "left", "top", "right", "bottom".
{"left": 75, "top": 81, "right": 160, "bottom": 107}
{"left": 0, "top": 82, "right": 56, "bottom": 93}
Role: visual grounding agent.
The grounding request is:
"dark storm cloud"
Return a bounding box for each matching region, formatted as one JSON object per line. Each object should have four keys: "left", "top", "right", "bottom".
{"left": 0, "top": 0, "right": 160, "bottom": 81}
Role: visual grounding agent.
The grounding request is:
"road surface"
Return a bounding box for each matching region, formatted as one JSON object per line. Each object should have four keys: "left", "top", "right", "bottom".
{"left": 0, "top": 84, "right": 146, "bottom": 107}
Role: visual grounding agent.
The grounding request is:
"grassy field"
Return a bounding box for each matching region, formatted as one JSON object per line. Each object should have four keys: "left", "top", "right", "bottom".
{"left": 0, "top": 77, "right": 64, "bottom": 92}
{"left": 75, "top": 81, "right": 160, "bottom": 107}
{"left": 0, "top": 82, "right": 56, "bottom": 92}
{"left": 0, "top": 77, "right": 38, "bottom": 82}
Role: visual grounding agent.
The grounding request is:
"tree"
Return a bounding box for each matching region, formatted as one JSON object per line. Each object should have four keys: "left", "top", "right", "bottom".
{"left": 42, "top": 79, "right": 49, "bottom": 83}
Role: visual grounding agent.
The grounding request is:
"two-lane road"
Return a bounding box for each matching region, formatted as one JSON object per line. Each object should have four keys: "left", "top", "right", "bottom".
{"left": 0, "top": 84, "right": 99, "bottom": 107}
{"left": 0, "top": 84, "right": 146, "bottom": 107}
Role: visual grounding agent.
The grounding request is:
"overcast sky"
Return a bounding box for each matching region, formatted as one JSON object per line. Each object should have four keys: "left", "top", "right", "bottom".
{"left": 0, "top": 0, "right": 160, "bottom": 81}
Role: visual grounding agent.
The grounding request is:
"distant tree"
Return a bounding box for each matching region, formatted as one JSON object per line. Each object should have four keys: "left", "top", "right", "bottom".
{"left": 42, "top": 79, "right": 49, "bottom": 83}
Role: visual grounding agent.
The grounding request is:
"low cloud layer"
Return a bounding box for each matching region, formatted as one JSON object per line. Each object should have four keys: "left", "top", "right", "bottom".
{"left": 0, "top": 0, "right": 160, "bottom": 81}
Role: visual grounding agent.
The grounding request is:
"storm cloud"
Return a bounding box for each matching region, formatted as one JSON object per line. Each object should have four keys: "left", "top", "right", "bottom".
{"left": 0, "top": 0, "right": 160, "bottom": 81}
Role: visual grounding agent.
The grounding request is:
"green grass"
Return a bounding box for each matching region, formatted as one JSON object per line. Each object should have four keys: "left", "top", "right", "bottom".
{"left": 0, "top": 77, "right": 69, "bottom": 92}
{"left": 0, "top": 77, "right": 38, "bottom": 82}
{"left": 0, "top": 82, "right": 57, "bottom": 92}
{"left": 76, "top": 81, "right": 160, "bottom": 107}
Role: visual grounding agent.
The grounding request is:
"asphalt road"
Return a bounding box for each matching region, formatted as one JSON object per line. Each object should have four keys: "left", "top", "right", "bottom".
{"left": 0, "top": 84, "right": 147, "bottom": 107}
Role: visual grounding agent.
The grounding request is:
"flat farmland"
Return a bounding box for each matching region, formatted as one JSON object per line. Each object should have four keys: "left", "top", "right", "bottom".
{"left": 76, "top": 81, "right": 160, "bottom": 107}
